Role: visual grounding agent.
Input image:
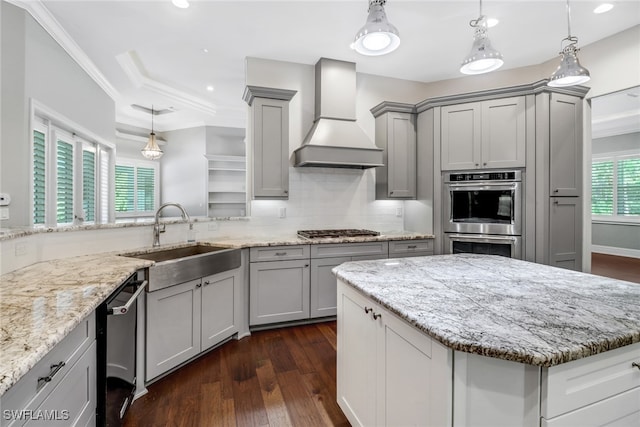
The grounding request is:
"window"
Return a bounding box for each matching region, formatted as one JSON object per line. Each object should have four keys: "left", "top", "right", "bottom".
{"left": 592, "top": 151, "right": 640, "bottom": 222}
{"left": 32, "top": 107, "right": 113, "bottom": 226}
{"left": 115, "top": 159, "right": 159, "bottom": 217}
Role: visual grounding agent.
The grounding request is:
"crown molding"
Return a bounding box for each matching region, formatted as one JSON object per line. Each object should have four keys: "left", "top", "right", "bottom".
{"left": 8, "top": 0, "right": 120, "bottom": 101}
{"left": 242, "top": 86, "right": 297, "bottom": 105}
{"left": 116, "top": 51, "right": 217, "bottom": 116}
{"left": 370, "top": 101, "right": 416, "bottom": 118}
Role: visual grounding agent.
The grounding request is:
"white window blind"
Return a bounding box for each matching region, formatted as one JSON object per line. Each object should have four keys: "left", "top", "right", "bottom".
{"left": 592, "top": 152, "right": 640, "bottom": 222}
{"left": 82, "top": 147, "right": 96, "bottom": 222}
{"left": 115, "top": 160, "right": 159, "bottom": 217}
{"left": 33, "top": 129, "right": 46, "bottom": 225}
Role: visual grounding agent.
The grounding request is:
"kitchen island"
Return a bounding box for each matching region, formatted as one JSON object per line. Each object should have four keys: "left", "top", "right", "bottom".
{"left": 333, "top": 254, "right": 640, "bottom": 426}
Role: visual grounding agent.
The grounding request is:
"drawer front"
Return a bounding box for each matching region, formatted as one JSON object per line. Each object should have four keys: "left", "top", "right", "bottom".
{"left": 541, "top": 342, "right": 640, "bottom": 419}
{"left": 1, "top": 313, "right": 95, "bottom": 427}
{"left": 249, "top": 245, "right": 310, "bottom": 262}
{"left": 310, "top": 242, "right": 388, "bottom": 259}
{"left": 542, "top": 387, "right": 640, "bottom": 427}
{"left": 389, "top": 239, "right": 434, "bottom": 255}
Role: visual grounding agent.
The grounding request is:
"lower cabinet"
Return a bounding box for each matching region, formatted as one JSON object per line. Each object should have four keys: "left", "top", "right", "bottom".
{"left": 146, "top": 268, "right": 241, "bottom": 381}
{"left": 549, "top": 197, "right": 582, "bottom": 271}
{"left": 337, "top": 280, "right": 452, "bottom": 427}
{"left": 1, "top": 313, "right": 96, "bottom": 427}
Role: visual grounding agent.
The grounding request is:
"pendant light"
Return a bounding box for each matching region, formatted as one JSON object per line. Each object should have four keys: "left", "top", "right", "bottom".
{"left": 460, "top": 0, "right": 504, "bottom": 75}
{"left": 352, "top": 0, "right": 400, "bottom": 56}
{"left": 548, "top": 0, "right": 590, "bottom": 87}
{"left": 141, "top": 106, "right": 163, "bottom": 160}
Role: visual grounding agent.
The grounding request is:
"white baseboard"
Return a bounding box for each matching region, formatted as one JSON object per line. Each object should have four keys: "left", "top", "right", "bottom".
{"left": 591, "top": 245, "right": 640, "bottom": 259}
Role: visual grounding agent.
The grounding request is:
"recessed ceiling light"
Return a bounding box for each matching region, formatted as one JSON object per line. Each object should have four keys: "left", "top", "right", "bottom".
{"left": 202, "top": 48, "right": 209, "bottom": 54}
{"left": 593, "top": 3, "right": 614, "bottom": 14}
{"left": 172, "top": 0, "right": 189, "bottom": 9}
{"left": 206, "top": 85, "right": 214, "bottom": 92}
{"left": 486, "top": 17, "right": 499, "bottom": 28}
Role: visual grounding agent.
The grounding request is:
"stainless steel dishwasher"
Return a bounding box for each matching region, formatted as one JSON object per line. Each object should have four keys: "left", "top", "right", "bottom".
{"left": 96, "top": 272, "right": 147, "bottom": 427}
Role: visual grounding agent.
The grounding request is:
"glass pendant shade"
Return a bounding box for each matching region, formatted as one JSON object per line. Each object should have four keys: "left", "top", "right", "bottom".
{"left": 141, "top": 132, "right": 163, "bottom": 160}
{"left": 141, "top": 106, "right": 163, "bottom": 160}
{"left": 460, "top": 24, "right": 504, "bottom": 75}
{"left": 353, "top": 0, "right": 400, "bottom": 56}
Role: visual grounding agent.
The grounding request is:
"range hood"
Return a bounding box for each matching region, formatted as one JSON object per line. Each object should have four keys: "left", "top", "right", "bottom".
{"left": 294, "top": 58, "right": 383, "bottom": 169}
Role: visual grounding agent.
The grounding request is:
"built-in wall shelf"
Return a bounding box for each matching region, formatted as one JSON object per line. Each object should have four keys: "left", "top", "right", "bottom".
{"left": 205, "top": 154, "right": 247, "bottom": 217}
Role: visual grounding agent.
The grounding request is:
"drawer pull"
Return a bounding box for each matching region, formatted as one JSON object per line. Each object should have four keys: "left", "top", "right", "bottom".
{"left": 372, "top": 312, "right": 382, "bottom": 320}
{"left": 364, "top": 307, "right": 373, "bottom": 314}
{"left": 275, "top": 252, "right": 287, "bottom": 256}
{"left": 38, "top": 361, "right": 66, "bottom": 388}
{"left": 632, "top": 362, "right": 640, "bottom": 370}
{"left": 203, "top": 281, "right": 210, "bottom": 286}
{"left": 407, "top": 245, "right": 417, "bottom": 249}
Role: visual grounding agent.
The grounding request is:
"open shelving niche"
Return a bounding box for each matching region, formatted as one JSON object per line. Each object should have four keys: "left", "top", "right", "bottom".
{"left": 205, "top": 154, "right": 247, "bottom": 217}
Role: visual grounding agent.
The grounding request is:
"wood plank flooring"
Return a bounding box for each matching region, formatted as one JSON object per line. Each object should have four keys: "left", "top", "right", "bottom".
{"left": 124, "top": 254, "right": 639, "bottom": 427}
{"left": 123, "top": 322, "right": 350, "bottom": 427}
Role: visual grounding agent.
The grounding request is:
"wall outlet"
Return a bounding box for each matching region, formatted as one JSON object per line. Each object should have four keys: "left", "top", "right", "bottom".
{"left": 396, "top": 207, "right": 403, "bottom": 217}
{"left": 0, "top": 206, "right": 8, "bottom": 220}
{"left": 279, "top": 207, "right": 286, "bottom": 218}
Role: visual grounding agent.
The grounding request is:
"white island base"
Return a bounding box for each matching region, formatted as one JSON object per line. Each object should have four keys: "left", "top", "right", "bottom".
{"left": 337, "top": 280, "right": 640, "bottom": 427}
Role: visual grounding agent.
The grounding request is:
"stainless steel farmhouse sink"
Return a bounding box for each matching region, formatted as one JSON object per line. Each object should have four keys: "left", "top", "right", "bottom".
{"left": 122, "top": 244, "right": 241, "bottom": 291}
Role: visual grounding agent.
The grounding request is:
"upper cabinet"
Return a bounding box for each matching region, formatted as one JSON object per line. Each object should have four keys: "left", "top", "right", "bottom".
{"left": 549, "top": 93, "right": 583, "bottom": 197}
{"left": 371, "top": 102, "right": 417, "bottom": 199}
{"left": 441, "top": 96, "right": 526, "bottom": 171}
{"left": 243, "top": 86, "right": 297, "bottom": 199}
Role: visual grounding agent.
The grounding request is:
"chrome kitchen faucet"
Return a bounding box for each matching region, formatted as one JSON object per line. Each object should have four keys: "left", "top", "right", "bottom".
{"left": 153, "top": 202, "right": 192, "bottom": 247}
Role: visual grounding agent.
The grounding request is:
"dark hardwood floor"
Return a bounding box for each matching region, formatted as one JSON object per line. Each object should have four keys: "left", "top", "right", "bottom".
{"left": 123, "top": 254, "right": 638, "bottom": 426}
{"left": 591, "top": 253, "right": 640, "bottom": 284}
{"left": 124, "top": 321, "right": 350, "bottom": 427}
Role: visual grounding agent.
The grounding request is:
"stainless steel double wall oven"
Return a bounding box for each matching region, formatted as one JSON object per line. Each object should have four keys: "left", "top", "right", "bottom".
{"left": 443, "top": 170, "right": 523, "bottom": 259}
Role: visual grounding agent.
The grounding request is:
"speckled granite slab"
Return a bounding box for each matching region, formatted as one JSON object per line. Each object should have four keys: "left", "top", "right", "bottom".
{"left": 0, "top": 255, "right": 153, "bottom": 396}
{"left": 332, "top": 254, "right": 640, "bottom": 367}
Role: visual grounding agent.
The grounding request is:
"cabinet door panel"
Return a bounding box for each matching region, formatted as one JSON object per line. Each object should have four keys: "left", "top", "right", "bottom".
{"left": 481, "top": 97, "right": 526, "bottom": 169}
{"left": 201, "top": 270, "right": 239, "bottom": 351}
{"left": 550, "top": 94, "right": 582, "bottom": 197}
{"left": 146, "top": 279, "right": 201, "bottom": 380}
{"left": 387, "top": 112, "right": 416, "bottom": 198}
{"left": 310, "top": 257, "right": 350, "bottom": 318}
{"left": 249, "top": 260, "right": 310, "bottom": 325}
{"left": 441, "top": 103, "right": 481, "bottom": 171}
{"left": 253, "top": 98, "right": 289, "bottom": 198}
{"left": 549, "top": 197, "right": 582, "bottom": 271}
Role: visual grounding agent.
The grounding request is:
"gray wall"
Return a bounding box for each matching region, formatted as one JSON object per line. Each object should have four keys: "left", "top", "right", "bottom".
{"left": 0, "top": 1, "right": 115, "bottom": 227}
{"left": 591, "top": 131, "right": 640, "bottom": 252}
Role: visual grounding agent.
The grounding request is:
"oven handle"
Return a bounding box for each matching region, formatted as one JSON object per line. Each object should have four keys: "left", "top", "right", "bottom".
{"left": 446, "top": 182, "right": 519, "bottom": 191}
{"left": 448, "top": 234, "right": 518, "bottom": 244}
{"left": 108, "top": 280, "right": 147, "bottom": 316}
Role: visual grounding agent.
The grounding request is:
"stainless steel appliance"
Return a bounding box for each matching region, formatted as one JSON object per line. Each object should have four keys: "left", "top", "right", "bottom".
{"left": 297, "top": 229, "right": 380, "bottom": 239}
{"left": 443, "top": 170, "right": 523, "bottom": 259}
{"left": 96, "top": 272, "right": 146, "bottom": 427}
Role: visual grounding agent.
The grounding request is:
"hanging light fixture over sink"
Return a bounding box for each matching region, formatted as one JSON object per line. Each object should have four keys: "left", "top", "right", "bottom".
{"left": 460, "top": 0, "right": 504, "bottom": 75}
{"left": 141, "top": 106, "right": 163, "bottom": 160}
{"left": 352, "top": 0, "right": 400, "bottom": 56}
{"left": 548, "top": 0, "right": 591, "bottom": 87}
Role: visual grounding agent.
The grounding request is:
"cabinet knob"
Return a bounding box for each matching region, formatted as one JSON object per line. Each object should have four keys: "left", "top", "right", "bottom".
{"left": 196, "top": 283, "right": 202, "bottom": 288}
{"left": 554, "top": 189, "right": 559, "bottom": 193}
{"left": 372, "top": 312, "right": 382, "bottom": 320}
{"left": 203, "top": 281, "right": 210, "bottom": 286}
{"left": 475, "top": 163, "right": 479, "bottom": 167}
{"left": 283, "top": 190, "right": 288, "bottom": 194}
{"left": 632, "top": 361, "right": 640, "bottom": 370}
{"left": 304, "top": 264, "right": 309, "bottom": 268}
{"left": 390, "top": 191, "right": 394, "bottom": 195}
{"left": 483, "top": 162, "right": 487, "bottom": 166}
{"left": 364, "top": 307, "right": 373, "bottom": 314}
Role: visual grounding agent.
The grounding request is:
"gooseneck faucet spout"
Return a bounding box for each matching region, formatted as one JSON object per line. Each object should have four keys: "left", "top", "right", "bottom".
{"left": 153, "top": 202, "right": 192, "bottom": 247}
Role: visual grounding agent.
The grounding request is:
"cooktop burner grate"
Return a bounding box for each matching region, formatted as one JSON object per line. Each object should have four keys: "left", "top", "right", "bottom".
{"left": 297, "top": 229, "right": 380, "bottom": 239}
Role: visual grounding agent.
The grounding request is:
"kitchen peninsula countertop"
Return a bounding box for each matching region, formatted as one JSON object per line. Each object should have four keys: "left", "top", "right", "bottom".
{"left": 0, "top": 255, "right": 153, "bottom": 396}
{"left": 332, "top": 254, "right": 640, "bottom": 367}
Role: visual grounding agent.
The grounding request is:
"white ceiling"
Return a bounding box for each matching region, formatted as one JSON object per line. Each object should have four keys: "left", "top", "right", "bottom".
{"left": 13, "top": 0, "right": 640, "bottom": 133}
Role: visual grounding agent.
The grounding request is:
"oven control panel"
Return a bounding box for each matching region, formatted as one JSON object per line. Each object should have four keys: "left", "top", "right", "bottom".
{"left": 446, "top": 170, "right": 520, "bottom": 182}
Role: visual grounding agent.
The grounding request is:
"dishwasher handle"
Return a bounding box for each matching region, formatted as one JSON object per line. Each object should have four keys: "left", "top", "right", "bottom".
{"left": 108, "top": 280, "right": 147, "bottom": 316}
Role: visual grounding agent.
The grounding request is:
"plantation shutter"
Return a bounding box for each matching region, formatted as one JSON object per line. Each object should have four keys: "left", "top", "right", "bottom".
{"left": 56, "top": 139, "right": 74, "bottom": 223}
{"left": 115, "top": 165, "right": 135, "bottom": 212}
{"left": 617, "top": 157, "right": 640, "bottom": 216}
{"left": 33, "top": 130, "right": 46, "bottom": 224}
{"left": 591, "top": 160, "right": 614, "bottom": 215}
{"left": 100, "top": 149, "right": 110, "bottom": 222}
{"left": 136, "top": 167, "right": 155, "bottom": 212}
{"left": 82, "top": 149, "right": 96, "bottom": 222}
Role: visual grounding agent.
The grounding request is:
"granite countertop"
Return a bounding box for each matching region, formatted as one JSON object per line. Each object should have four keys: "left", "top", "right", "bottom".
{"left": 0, "top": 255, "right": 153, "bottom": 396}
{"left": 0, "top": 231, "right": 433, "bottom": 397}
{"left": 332, "top": 254, "right": 640, "bottom": 367}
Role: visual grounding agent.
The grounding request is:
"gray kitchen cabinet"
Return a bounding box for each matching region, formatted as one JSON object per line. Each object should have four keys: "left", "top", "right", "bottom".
{"left": 371, "top": 103, "right": 417, "bottom": 199}
{"left": 389, "top": 239, "right": 434, "bottom": 258}
{"left": 146, "top": 278, "right": 201, "bottom": 381}
{"left": 441, "top": 96, "right": 526, "bottom": 171}
{"left": 146, "top": 268, "right": 243, "bottom": 380}
{"left": 549, "top": 197, "right": 582, "bottom": 271}
{"left": 1, "top": 313, "right": 96, "bottom": 427}
{"left": 243, "top": 86, "right": 297, "bottom": 199}
{"left": 249, "top": 259, "right": 311, "bottom": 325}
{"left": 549, "top": 93, "right": 583, "bottom": 197}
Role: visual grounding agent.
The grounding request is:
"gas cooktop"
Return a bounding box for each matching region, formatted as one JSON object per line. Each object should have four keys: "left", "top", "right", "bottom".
{"left": 297, "top": 229, "right": 380, "bottom": 239}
